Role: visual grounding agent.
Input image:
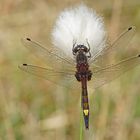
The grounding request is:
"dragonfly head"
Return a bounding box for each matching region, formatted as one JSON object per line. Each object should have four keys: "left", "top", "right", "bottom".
{"left": 73, "top": 45, "right": 89, "bottom": 55}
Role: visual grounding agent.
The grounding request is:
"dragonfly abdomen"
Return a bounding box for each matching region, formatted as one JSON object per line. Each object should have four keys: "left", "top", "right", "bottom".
{"left": 81, "top": 77, "right": 89, "bottom": 129}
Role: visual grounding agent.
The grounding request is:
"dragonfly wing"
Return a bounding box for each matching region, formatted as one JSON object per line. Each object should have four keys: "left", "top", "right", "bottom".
{"left": 19, "top": 64, "right": 80, "bottom": 89}
{"left": 21, "top": 38, "right": 75, "bottom": 71}
{"left": 89, "top": 55, "right": 140, "bottom": 88}
{"left": 89, "top": 26, "right": 136, "bottom": 68}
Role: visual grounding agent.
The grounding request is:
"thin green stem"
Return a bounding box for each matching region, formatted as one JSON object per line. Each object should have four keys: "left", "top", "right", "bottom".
{"left": 80, "top": 108, "right": 83, "bottom": 140}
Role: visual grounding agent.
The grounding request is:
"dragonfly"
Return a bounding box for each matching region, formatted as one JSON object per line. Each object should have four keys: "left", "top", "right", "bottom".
{"left": 19, "top": 26, "right": 140, "bottom": 129}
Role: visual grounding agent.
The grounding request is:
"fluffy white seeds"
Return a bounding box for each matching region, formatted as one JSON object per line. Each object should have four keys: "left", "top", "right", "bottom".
{"left": 52, "top": 4, "right": 106, "bottom": 59}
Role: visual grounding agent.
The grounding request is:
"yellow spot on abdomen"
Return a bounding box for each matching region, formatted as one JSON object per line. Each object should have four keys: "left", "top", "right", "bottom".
{"left": 83, "top": 109, "right": 89, "bottom": 116}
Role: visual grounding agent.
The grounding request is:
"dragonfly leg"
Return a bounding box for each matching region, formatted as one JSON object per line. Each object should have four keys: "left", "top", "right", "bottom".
{"left": 75, "top": 72, "right": 81, "bottom": 81}
{"left": 72, "top": 40, "right": 77, "bottom": 55}
{"left": 87, "top": 70, "right": 92, "bottom": 81}
{"left": 86, "top": 38, "right": 90, "bottom": 52}
{"left": 86, "top": 39, "right": 91, "bottom": 58}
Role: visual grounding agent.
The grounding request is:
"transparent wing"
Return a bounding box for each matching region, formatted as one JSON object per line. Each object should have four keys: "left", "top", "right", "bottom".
{"left": 21, "top": 38, "right": 75, "bottom": 71}
{"left": 89, "top": 26, "right": 136, "bottom": 68}
{"left": 19, "top": 64, "right": 80, "bottom": 89}
{"left": 89, "top": 55, "right": 140, "bottom": 88}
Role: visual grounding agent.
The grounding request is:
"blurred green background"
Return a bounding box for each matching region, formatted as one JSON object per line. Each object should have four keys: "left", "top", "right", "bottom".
{"left": 0, "top": 0, "right": 140, "bottom": 140}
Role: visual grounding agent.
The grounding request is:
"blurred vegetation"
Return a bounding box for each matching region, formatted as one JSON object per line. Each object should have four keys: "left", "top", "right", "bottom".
{"left": 0, "top": 0, "right": 140, "bottom": 140}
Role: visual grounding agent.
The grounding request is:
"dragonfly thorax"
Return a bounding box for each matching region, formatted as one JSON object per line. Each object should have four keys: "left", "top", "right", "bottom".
{"left": 76, "top": 51, "right": 88, "bottom": 64}
{"left": 74, "top": 47, "right": 92, "bottom": 82}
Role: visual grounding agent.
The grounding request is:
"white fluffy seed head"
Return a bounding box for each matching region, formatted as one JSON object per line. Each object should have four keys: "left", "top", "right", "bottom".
{"left": 51, "top": 4, "right": 107, "bottom": 58}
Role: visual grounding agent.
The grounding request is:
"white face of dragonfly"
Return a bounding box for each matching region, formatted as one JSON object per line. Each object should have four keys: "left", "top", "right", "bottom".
{"left": 72, "top": 45, "right": 91, "bottom": 60}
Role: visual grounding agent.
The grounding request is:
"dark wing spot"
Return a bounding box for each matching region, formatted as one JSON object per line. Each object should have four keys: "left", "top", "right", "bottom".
{"left": 138, "top": 54, "right": 140, "bottom": 57}
{"left": 23, "top": 64, "right": 28, "bottom": 66}
{"left": 26, "top": 38, "right": 31, "bottom": 41}
{"left": 128, "top": 27, "right": 132, "bottom": 31}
